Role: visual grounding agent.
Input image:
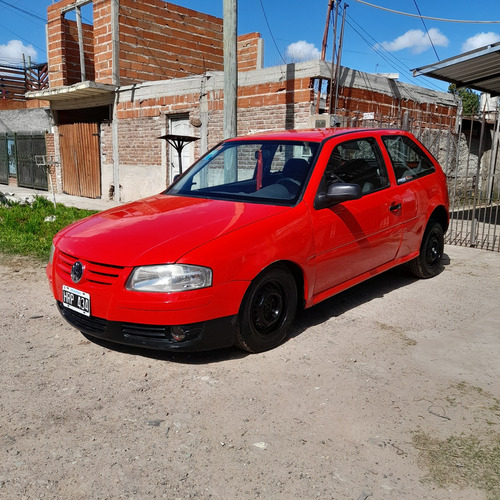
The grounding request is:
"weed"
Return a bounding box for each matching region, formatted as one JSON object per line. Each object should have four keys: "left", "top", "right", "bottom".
{"left": 413, "top": 431, "right": 500, "bottom": 499}
{"left": 0, "top": 197, "right": 97, "bottom": 260}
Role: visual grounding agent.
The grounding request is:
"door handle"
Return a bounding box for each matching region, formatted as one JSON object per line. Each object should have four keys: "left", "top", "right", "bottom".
{"left": 389, "top": 203, "right": 402, "bottom": 212}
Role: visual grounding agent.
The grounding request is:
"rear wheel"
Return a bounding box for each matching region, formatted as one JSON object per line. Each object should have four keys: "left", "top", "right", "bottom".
{"left": 235, "top": 265, "right": 297, "bottom": 353}
{"left": 408, "top": 220, "right": 444, "bottom": 278}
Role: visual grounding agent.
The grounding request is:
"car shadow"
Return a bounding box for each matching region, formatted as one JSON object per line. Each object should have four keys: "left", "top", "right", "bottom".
{"left": 82, "top": 333, "right": 247, "bottom": 364}
{"left": 83, "top": 255, "right": 450, "bottom": 364}
{"left": 286, "top": 254, "right": 450, "bottom": 342}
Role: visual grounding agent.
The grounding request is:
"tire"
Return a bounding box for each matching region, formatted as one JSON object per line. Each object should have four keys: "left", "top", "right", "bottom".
{"left": 408, "top": 220, "right": 444, "bottom": 279}
{"left": 235, "top": 265, "right": 298, "bottom": 353}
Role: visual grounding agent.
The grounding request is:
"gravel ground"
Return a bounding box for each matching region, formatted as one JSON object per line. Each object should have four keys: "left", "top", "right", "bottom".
{"left": 1, "top": 245, "right": 499, "bottom": 499}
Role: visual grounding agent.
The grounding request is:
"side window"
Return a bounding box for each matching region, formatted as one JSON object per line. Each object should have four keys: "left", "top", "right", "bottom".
{"left": 324, "top": 137, "right": 390, "bottom": 194}
{"left": 382, "top": 135, "right": 436, "bottom": 184}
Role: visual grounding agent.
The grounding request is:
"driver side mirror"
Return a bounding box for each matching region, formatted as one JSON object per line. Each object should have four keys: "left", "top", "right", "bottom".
{"left": 314, "top": 183, "right": 362, "bottom": 210}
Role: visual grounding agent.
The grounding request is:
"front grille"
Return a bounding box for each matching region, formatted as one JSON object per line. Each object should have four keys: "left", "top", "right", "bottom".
{"left": 122, "top": 323, "right": 170, "bottom": 340}
{"left": 55, "top": 303, "right": 234, "bottom": 351}
{"left": 57, "top": 251, "right": 125, "bottom": 286}
{"left": 57, "top": 302, "right": 108, "bottom": 334}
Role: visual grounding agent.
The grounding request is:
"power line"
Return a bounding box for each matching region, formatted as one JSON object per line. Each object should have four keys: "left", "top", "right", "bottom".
{"left": 344, "top": 14, "right": 446, "bottom": 93}
{"left": 0, "top": 22, "right": 46, "bottom": 58}
{"left": 352, "top": 0, "right": 500, "bottom": 23}
{"left": 258, "top": 0, "right": 286, "bottom": 65}
{"left": 0, "top": 0, "right": 46, "bottom": 23}
{"left": 412, "top": 0, "right": 440, "bottom": 61}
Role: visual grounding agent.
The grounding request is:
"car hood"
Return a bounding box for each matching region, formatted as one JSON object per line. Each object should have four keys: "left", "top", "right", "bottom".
{"left": 54, "top": 194, "right": 290, "bottom": 266}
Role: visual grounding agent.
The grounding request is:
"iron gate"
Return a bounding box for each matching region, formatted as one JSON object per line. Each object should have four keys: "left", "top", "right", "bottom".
{"left": 0, "top": 134, "right": 7, "bottom": 185}
{"left": 0, "top": 133, "right": 48, "bottom": 190}
{"left": 444, "top": 115, "right": 499, "bottom": 252}
{"left": 412, "top": 114, "right": 500, "bottom": 253}
{"left": 17, "top": 134, "right": 48, "bottom": 190}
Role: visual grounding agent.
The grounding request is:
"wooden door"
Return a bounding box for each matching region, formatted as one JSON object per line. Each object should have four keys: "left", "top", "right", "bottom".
{"left": 59, "top": 122, "right": 101, "bottom": 198}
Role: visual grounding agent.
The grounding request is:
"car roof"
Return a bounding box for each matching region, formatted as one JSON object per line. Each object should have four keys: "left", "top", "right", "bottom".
{"left": 226, "top": 128, "right": 410, "bottom": 143}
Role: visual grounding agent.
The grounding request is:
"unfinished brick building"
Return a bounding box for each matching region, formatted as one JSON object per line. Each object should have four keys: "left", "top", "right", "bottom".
{"left": 26, "top": 0, "right": 458, "bottom": 202}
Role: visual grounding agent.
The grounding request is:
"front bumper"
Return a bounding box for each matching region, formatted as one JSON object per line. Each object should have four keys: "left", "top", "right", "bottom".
{"left": 57, "top": 302, "right": 237, "bottom": 352}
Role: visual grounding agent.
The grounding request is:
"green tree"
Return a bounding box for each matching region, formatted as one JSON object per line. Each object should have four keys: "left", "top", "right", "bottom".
{"left": 448, "top": 84, "right": 480, "bottom": 116}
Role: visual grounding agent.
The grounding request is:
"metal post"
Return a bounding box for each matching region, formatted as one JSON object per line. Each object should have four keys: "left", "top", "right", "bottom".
{"left": 471, "top": 110, "right": 487, "bottom": 246}
{"left": 316, "top": 0, "right": 334, "bottom": 114}
{"left": 333, "top": 2, "right": 348, "bottom": 116}
{"left": 328, "top": 0, "right": 339, "bottom": 115}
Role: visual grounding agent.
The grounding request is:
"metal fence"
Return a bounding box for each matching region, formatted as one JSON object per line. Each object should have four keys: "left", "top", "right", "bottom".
{"left": 414, "top": 114, "right": 500, "bottom": 253}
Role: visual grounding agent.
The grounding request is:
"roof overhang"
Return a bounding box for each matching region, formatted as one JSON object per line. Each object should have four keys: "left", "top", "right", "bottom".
{"left": 26, "top": 81, "right": 117, "bottom": 108}
{"left": 412, "top": 42, "right": 500, "bottom": 97}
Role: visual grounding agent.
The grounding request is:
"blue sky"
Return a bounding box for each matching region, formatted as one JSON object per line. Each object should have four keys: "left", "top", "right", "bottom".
{"left": 1, "top": 0, "right": 499, "bottom": 93}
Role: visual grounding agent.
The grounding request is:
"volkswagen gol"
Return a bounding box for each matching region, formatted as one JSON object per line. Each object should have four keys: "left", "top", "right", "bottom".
{"left": 47, "top": 128, "right": 449, "bottom": 352}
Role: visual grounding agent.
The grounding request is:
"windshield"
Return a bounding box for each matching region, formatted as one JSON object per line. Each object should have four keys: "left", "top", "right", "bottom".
{"left": 166, "top": 140, "right": 319, "bottom": 205}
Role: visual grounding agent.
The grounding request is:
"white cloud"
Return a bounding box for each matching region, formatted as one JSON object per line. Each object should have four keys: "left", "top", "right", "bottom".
{"left": 285, "top": 40, "right": 321, "bottom": 63}
{"left": 0, "top": 40, "right": 38, "bottom": 65}
{"left": 379, "top": 28, "right": 448, "bottom": 55}
{"left": 461, "top": 32, "right": 500, "bottom": 53}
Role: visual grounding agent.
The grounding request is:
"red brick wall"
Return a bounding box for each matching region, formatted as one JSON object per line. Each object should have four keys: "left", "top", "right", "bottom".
{"left": 0, "top": 99, "right": 50, "bottom": 110}
{"left": 62, "top": 19, "right": 95, "bottom": 85}
{"left": 117, "top": 0, "right": 223, "bottom": 85}
{"left": 111, "top": 75, "right": 315, "bottom": 176}
{"left": 48, "top": 0, "right": 266, "bottom": 88}
{"left": 93, "top": 0, "right": 113, "bottom": 84}
{"left": 117, "top": 116, "right": 163, "bottom": 166}
{"left": 237, "top": 33, "right": 261, "bottom": 72}
{"left": 336, "top": 85, "right": 456, "bottom": 129}
{"left": 238, "top": 78, "right": 314, "bottom": 109}
{"left": 47, "top": 0, "right": 94, "bottom": 87}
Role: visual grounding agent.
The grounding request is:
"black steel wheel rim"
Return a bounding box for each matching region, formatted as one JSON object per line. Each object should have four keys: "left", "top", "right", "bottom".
{"left": 426, "top": 230, "right": 442, "bottom": 268}
{"left": 250, "top": 281, "right": 285, "bottom": 335}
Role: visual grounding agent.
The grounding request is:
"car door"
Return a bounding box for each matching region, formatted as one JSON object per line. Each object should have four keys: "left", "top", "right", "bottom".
{"left": 380, "top": 133, "right": 437, "bottom": 257}
{"left": 310, "top": 135, "right": 404, "bottom": 297}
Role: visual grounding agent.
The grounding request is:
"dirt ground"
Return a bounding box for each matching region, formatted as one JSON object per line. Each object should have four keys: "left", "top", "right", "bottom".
{"left": 1, "top": 245, "right": 499, "bottom": 500}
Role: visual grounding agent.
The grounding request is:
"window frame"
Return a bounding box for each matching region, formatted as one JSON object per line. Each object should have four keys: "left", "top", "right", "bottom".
{"left": 321, "top": 136, "right": 391, "bottom": 196}
{"left": 381, "top": 134, "right": 436, "bottom": 185}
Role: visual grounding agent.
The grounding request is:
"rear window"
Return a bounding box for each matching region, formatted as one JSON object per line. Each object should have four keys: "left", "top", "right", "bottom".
{"left": 382, "top": 135, "right": 435, "bottom": 184}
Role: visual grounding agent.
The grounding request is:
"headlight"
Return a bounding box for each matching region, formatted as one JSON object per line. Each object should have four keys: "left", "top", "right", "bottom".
{"left": 48, "top": 244, "right": 55, "bottom": 264}
{"left": 126, "top": 264, "right": 212, "bottom": 292}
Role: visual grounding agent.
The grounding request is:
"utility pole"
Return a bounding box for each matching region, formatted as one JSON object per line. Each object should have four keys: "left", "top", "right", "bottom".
{"left": 332, "top": 2, "right": 348, "bottom": 116}
{"left": 223, "top": 0, "right": 238, "bottom": 183}
{"left": 316, "top": 0, "right": 334, "bottom": 114}
{"left": 223, "top": 0, "right": 237, "bottom": 140}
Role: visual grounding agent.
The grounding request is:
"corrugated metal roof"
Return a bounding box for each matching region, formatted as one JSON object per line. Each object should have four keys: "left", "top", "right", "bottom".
{"left": 413, "top": 42, "right": 500, "bottom": 96}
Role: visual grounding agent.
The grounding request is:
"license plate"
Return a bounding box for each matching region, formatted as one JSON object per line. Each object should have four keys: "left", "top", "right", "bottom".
{"left": 62, "top": 285, "right": 91, "bottom": 317}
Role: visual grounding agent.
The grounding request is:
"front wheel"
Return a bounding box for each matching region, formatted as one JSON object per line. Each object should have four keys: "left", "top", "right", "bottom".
{"left": 408, "top": 220, "right": 444, "bottom": 279}
{"left": 235, "top": 265, "right": 298, "bottom": 353}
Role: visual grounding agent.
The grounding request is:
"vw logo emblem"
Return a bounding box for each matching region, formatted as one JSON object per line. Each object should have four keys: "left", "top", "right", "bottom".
{"left": 71, "top": 261, "right": 84, "bottom": 283}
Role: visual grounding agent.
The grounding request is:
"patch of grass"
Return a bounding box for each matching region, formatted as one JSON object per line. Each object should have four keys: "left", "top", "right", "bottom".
{"left": 0, "top": 197, "right": 97, "bottom": 260}
{"left": 413, "top": 431, "right": 500, "bottom": 499}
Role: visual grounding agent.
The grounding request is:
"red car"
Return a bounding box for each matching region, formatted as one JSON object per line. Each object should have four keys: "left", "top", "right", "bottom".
{"left": 47, "top": 128, "right": 449, "bottom": 353}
